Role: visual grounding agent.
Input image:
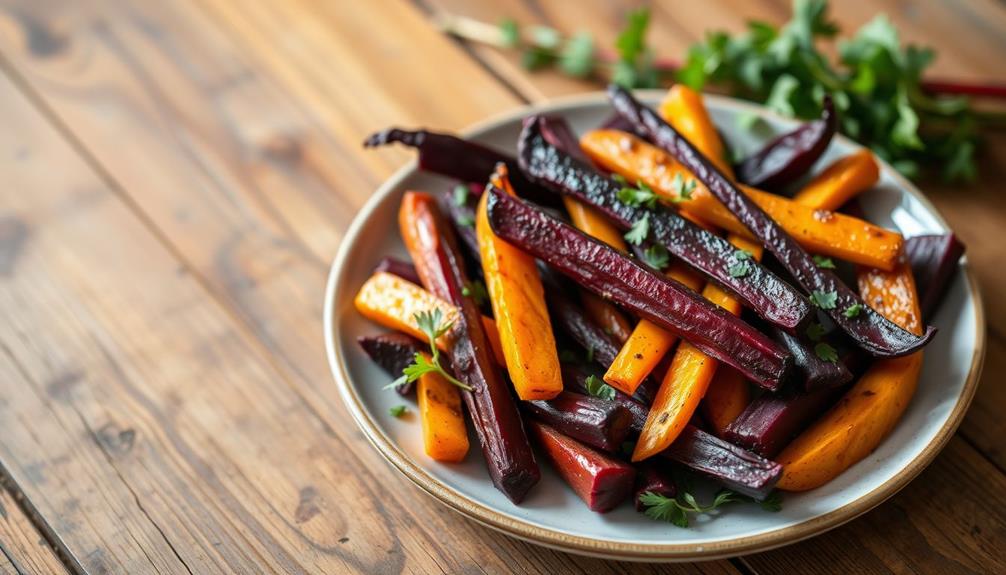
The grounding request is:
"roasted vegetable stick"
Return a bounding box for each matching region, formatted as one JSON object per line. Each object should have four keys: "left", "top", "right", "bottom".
{"left": 486, "top": 188, "right": 793, "bottom": 389}
{"left": 633, "top": 461, "right": 677, "bottom": 511}
{"left": 580, "top": 291, "right": 633, "bottom": 346}
{"left": 417, "top": 359, "right": 470, "bottom": 462}
{"left": 354, "top": 271, "right": 506, "bottom": 365}
{"left": 701, "top": 367, "right": 750, "bottom": 437}
{"left": 525, "top": 391, "right": 633, "bottom": 453}
{"left": 660, "top": 84, "right": 735, "bottom": 177}
{"left": 609, "top": 85, "right": 934, "bottom": 358}
{"left": 663, "top": 426, "right": 783, "bottom": 501}
{"left": 793, "top": 149, "right": 879, "bottom": 211}
{"left": 358, "top": 333, "right": 425, "bottom": 396}
{"left": 528, "top": 421, "right": 636, "bottom": 512}
{"left": 579, "top": 129, "right": 901, "bottom": 270}
{"left": 477, "top": 168, "right": 563, "bottom": 400}
{"left": 904, "top": 234, "right": 966, "bottom": 320}
{"left": 776, "top": 260, "right": 924, "bottom": 491}
{"left": 604, "top": 264, "right": 704, "bottom": 395}
{"left": 735, "top": 96, "right": 837, "bottom": 190}
{"left": 632, "top": 234, "right": 765, "bottom": 462}
{"left": 400, "top": 192, "right": 540, "bottom": 502}
{"left": 374, "top": 256, "right": 422, "bottom": 285}
{"left": 519, "top": 117, "right": 812, "bottom": 332}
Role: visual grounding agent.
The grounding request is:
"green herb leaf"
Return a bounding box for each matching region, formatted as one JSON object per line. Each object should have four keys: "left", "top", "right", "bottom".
{"left": 456, "top": 213, "right": 475, "bottom": 227}
{"left": 559, "top": 32, "right": 595, "bottom": 78}
{"left": 806, "top": 322, "right": 826, "bottom": 341}
{"left": 389, "top": 405, "right": 408, "bottom": 418}
{"left": 809, "top": 290, "right": 838, "bottom": 310}
{"left": 729, "top": 260, "right": 751, "bottom": 278}
{"left": 624, "top": 212, "right": 651, "bottom": 245}
{"left": 813, "top": 255, "right": 837, "bottom": 269}
{"left": 452, "top": 185, "right": 470, "bottom": 207}
{"left": 584, "top": 375, "right": 616, "bottom": 400}
{"left": 759, "top": 490, "right": 784, "bottom": 512}
{"left": 670, "top": 173, "right": 697, "bottom": 202}
{"left": 388, "top": 310, "right": 473, "bottom": 392}
{"left": 639, "top": 492, "right": 690, "bottom": 527}
{"left": 616, "top": 180, "right": 659, "bottom": 209}
{"left": 640, "top": 244, "right": 670, "bottom": 270}
{"left": 814, "top": 342, "right": 839, "bottom": 362}
{"left": 843, "top": 303, "right": 864, "bottom": 318}
{"left": 462, "top": 280, "right": 489, "bottom": 306}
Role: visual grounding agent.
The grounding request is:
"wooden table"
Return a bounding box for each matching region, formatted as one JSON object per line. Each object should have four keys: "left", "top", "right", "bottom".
{"left": 0, "top": 1, "right": 1003, "bottom": 573}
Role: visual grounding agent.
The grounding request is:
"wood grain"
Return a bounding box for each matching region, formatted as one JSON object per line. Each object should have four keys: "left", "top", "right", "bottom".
{"left": 0, "top": 0, "right": 1001, "bottom": 573}
{"left": 0, "top": 488, "right": 68, "bottom": 575}
{"left": 0, "top": 0, "right": 737, "bottom": 573}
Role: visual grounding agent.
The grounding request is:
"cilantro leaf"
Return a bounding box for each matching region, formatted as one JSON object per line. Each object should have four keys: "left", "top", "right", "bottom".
{"left": 843, "top": 303, "right": 864, "bottom": 318}
{"left": 814, "top": 342, "right": 839, "bottom": 362}
{"left": 813, "top": 255, "right": 837, "bottom": 269}
{"left": 809, "top": 290, "right": 838, "bottom": 310}
{"left": 584, "top": 375, "right": 616, "bottom": 400}
{"left": 624, "top": 212, "right": 651, "bottom": 245}
{"left": 640, "top": 244, "right": 670, "bottom": 270}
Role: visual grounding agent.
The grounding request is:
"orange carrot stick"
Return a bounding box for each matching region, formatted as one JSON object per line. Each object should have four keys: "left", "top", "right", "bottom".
{"left": 603, "top": 264, "right": 704, "bottom": 395}
{"left": 354, "top": 272, "right": 505, "bottom": 364}
{"left": 776, "top": 260, "right": 923, "bottom": 491}
{"left": 417, "top": 360, "right": 470, "bottom": 462}
{"left": 660, "top": 85, "right": 735, "bottom": 177}
{"left": 580, "top": 130, "right": 903, "bottom": 270}
{"left": 793, "top": 149, "right": 880, "bottom": 211}
{"left": 701, "top": 367, "right": 751, "bottom": 437}
{"left": 477, "top": 166, "right": 563, "bottom": 400}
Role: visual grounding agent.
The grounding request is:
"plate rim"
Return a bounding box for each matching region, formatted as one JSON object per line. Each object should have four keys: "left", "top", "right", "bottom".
{"left": 323, "top": 90, "right": 986, "bottom": 561}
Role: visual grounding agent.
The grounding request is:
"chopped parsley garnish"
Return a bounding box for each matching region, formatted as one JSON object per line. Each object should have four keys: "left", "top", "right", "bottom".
{"left": 640, "top": 244, "right": 670, "bottom": 270}
{"left": 616, "top": 180, "right": 659, "bottom": 209}
{"left": 461, "top": 280, "right": 489, "bottom": 306}
{"left": 452, "top": 184, "right": 470, "bottom": 206}
{"left": 670, "top": 173, "right": 697, "bottom": 202}
{"left": 809, "top": 290, "right": 838, "bottom": 310}
{"left": 624, "top": 212, "right": 651, "bottom": 245}
{"left": 843, "top": 303, "right": 864, "bottom": 318}
{"left": 389, "top": 405, "right": 408, "bottom": 417}
{"left": 814, "top": 342, "right": 839, "bottom": 362}
{"left": 584, "top": 375, "right": 616, "bottom": 400}
{"left": 813, "top": 255, "right": 837, "bottom": 269}
{"left": 806, "top": 322, "right": 827, "bottom": 341}
{"left": 387, "top": 309, "right": 472, "bottom": 392}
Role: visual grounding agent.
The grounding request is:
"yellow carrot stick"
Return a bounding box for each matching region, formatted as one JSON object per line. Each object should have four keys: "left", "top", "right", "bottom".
{"left": 416, "top": 359, "right": 470, "bottom": 463}
{"left": 477, "top": 166, "right": 563, "bottom": 400}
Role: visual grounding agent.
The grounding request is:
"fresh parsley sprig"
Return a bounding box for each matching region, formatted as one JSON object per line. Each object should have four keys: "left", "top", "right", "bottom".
{"left": 624, "top": 212, "right": 651, "bottom": 245}
{"left": 584, "top": 374, "right": 616, "bottom": 400}
{"left": 388, "top": 309, "right": 473, "bottom": 392}
{"left": 640, "top": 489, "right": 782, "bottom": 528}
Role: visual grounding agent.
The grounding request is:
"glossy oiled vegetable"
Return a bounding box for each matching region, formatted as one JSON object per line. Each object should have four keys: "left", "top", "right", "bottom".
{"left": 525, "top": 391, "right": 633, "bottom": 453}
{"left": 528, "top": 421, "right": 636, "bottom": 513}
{"left": 904, "top": 234, "right": 966, "bottom": 319}
{"left": 518, "top": 117, "right": 812, "bottom": 332}
{"left": 663, "top": 426, "right": 783, "bottom": 501}
{"left": 440, "top": 185, "right": 482, "bottom": 263}
{"left": 633, "top": 461, "right": 677, "bottom": 511}
{"left": 735, "top": 96, "right": 838, "bottom": 190}
{"left": 357, "top": 332, "right": 425, "bottom": 396}
{"left": 486, "top": 188, "right": 793, "bottom": 389}
{"left": 399, "top": 191, "right": 540, "bottom": 503}
{"left": 477, "top": 167, "right": 563, "bottom": 400}
{"left": 353, "top": 271, "right": 506, "bottom": 365}
{"left": 537, "top": 116, "right": 635, "bottom": 344}
{"left": 632, "top": 236, "right": 766, "bottom": 461}
{"left": 660, "top": 85, "right": 735, "bottom": 176}
{"left": 562, "top": 364, "right": 649, "bottom": 432}
{"left": 417, "top": 358, "right": 470, "bottom": 462}
{"left": 776, "top": 260, "right": 924, "bottom": 491}
{"left": 608, "top": 84, "right": 934, "bottom": 358}
{"left": 725, "top": 386, "right": 847, "bottom": 458}
{"left": 605, "top": 264, "right": 704, "bottom": 395}
{"left": 579, "top": 129, "right": 901, "bottom": 270}
{"left": 374, "top": 256, "right": 422, "bottom": 285}
{"left": 771, "top": 327, "right": 853, "bottom": 391}
{"left": 793, "top": 149, "right": 879, "bottom": 211}
{"left": 701, "top": 367, "right": 750, "bottom": 437}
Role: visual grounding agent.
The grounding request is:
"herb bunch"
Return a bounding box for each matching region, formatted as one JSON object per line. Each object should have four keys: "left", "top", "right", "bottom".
{"left": 440, "top": 0, "right": 985, "bottom": 182}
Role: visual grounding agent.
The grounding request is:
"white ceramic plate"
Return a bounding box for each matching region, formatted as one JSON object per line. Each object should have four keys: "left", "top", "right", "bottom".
{"left": 324, "top": 92, "right": 984, "bottom": 561}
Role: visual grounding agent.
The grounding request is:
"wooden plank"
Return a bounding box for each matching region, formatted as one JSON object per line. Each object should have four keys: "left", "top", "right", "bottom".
{"left": 745, "top": 437, "right": 1006, "bottom": 574}
{"left": 0, "top": 488, "right": 69, "bottom": 575}
{"left": 0, "top": 1, "right": 741, "bottom": 573}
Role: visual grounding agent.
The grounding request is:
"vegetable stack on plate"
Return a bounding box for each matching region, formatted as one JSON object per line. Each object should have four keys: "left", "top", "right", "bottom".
{"left": 356, "top": 84, "right": 963, "bottom": 526}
